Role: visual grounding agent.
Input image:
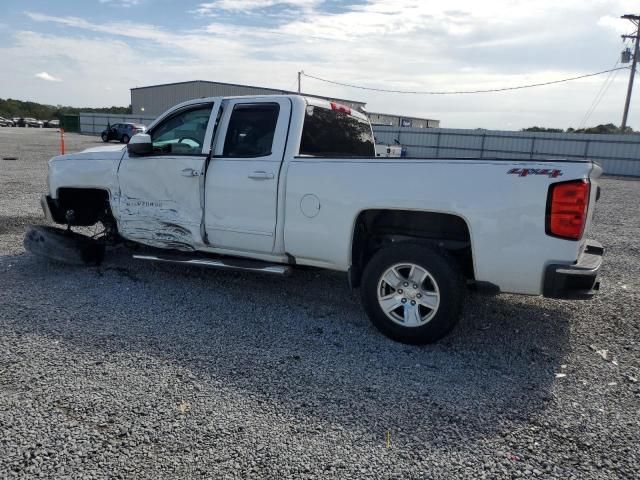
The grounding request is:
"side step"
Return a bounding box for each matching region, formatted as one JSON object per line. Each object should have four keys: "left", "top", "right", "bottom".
{"left": 132, "top": 253, "right": 292, "bottom": 276}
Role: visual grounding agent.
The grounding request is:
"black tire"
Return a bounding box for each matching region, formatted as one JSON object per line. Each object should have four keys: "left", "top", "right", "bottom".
{"left": 121, "top": 134, "right": 130, "bottom": 144}
{"left": 101, "top": 133, "right": 109, "bottom": 142}
{"left": 360, "top": 243, "right": 464, "bottom": 344}
{"left": 24, "top": 225, "right": 105, "bottom": 266}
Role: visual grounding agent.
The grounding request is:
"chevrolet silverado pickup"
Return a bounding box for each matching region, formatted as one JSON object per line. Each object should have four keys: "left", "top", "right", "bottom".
{"left": 25, "top": 95, "right": 604, "bottom": 344}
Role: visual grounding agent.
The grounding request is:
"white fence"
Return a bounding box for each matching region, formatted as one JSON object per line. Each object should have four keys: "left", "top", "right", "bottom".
{"left": 78, "top": 112, "right": 640, "bottom": 176}
{"left": 373, "top": 127, "right": 640, "bottom": 177}
{"left": 79, "top": 113, "right": 156, "bottom": 135}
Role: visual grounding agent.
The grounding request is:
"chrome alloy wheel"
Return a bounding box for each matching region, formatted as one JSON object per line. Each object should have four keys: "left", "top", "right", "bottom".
{"left": 376, "top": 263, "right": 440, "bottom": 327}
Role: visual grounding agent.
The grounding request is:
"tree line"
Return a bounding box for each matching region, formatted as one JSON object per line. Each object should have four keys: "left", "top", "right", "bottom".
{"left": 0, "top": 98, "right": 131, "bottom": 121}
{"left": 522, "top": 123, "right": 637, "bottom": 134}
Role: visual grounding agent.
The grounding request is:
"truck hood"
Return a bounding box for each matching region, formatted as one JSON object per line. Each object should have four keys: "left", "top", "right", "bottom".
{"left": 49, "top": 145, "right": 126, "bottom": 164}
{"left": 82, "top": 145, "right": 126, "bottom": 154}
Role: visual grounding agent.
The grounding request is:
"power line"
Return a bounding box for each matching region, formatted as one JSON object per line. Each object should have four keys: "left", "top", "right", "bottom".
{"left": 285, "top": 77, "right": 299, "bottom": 92}
{"left": 580, "top": 68, "right": 620, "bottom": 128}
{"left": 301, "top": 67, "right": 631, "bottom": 95}
{"left": 578, "top": 56, "right": 623, "bottom": 128}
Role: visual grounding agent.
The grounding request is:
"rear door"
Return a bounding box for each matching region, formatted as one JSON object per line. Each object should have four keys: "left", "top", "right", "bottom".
{"left": 109, "top": 123, "right": 120, "bottom": 140}
{"left": 204, "top": 98, "right": 291, "bottom": 253}
{"left": 117, "top": 101, "right": 218, "bottom": 250}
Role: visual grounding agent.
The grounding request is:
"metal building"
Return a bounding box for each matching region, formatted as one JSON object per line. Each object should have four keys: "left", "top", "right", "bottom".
{"left": 368, "top": 112, "right": 440, "bottom": 129}
{"left": 130, "top": 80, "right": 367, "bottom": 116}
{"left": 130, "top": 80, "right": 441, "bottom": 129}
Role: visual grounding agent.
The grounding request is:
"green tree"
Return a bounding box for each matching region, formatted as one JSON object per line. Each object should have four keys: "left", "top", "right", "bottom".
{"left": 0, "top": 98, "right": 131, "bottom": 120}
{"left": 521, "top": 126, "right": 564, "bottom": 133}
{"left": 523, "top": 124, "right": 637, "bottom": 134}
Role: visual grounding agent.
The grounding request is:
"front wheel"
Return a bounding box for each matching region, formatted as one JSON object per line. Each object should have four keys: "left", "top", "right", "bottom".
{"left": 360, "top": 244, "right": 464, "bottom": 344}
{"left": 101, "top": 132, "right": 109, "bottom": 142}
{"left": 121, "top": 134, "right": 130, "bottom": 144}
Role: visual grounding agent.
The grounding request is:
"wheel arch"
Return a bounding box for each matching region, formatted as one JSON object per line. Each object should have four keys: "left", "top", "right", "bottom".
{"left": 49, "top": 187, "right": 113, "bottom": 226}
{"left": 349, "top": 208, "right": 476, "bottom": 288}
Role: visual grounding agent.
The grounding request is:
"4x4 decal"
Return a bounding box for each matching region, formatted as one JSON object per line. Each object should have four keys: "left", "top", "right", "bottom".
{"left": 508, "top": 168, "right": 563, "bottom": 178}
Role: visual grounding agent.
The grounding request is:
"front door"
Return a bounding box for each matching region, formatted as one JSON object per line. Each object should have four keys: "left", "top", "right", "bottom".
{"left": 117, "top": 102, "right": 217, "bottom": 251}
{"left": 204, "top": 98, "right": 291, "bottom": 253}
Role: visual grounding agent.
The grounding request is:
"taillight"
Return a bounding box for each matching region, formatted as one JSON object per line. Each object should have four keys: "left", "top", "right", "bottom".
{"left": 546, "top": 179, "right": 590, "bottom": 240}
{"left": 330, "top": 102, "right": 351, "bottom": 115}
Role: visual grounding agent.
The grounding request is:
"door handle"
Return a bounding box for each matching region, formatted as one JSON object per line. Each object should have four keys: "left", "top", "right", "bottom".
{"left": 248, "top": 171, "right": 275, "bottom": 180}
{"left": 181, "top": 168, "right": 201, "bottom": 177}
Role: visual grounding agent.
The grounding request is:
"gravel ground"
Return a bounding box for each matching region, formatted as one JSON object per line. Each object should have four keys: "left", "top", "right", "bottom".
{"left": 0, "top": 128, "right": 638, "bottom": 479}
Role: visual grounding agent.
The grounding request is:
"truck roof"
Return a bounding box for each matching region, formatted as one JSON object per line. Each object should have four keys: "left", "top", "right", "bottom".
{"left": 161, "top": 94, "right": 369, "bottom": 122}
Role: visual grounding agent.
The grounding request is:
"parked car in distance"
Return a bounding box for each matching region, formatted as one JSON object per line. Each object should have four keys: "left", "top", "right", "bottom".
{"left": 0, "top": 116, "right": 15, "bottom": 127}
{"left": 17, "top": 117, "right": 44, "bottom": 128}
{"left": 45, "top": 119, "right": 60, "bottom": 128}
{"left": 101, "top": 123, "right": 147, "bottom": 143}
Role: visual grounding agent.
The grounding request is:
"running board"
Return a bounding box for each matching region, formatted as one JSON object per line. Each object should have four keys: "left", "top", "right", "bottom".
{"left": 132, "top": 253, "right": 292, "bottom": 276}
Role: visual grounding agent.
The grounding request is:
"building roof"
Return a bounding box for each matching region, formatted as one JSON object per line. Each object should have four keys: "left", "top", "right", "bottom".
{"left": 130, "top": 79, "right": 365, "bottom": 107}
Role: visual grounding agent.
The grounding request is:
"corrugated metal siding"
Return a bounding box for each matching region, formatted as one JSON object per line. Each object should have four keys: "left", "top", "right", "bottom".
{"left": 369, "top": 112, "right": 440, "bottom": 129}
{"left": 372, "top": 127, "right": 640, "bottom": 176}
{"left": 77, "top": 112, "right": 639, "bottom": 177}
{"left": 79, "top": 113, "right": 156, "bottom": 134}
{"left": 131, "top": 81, "right": 367, "bottom": 116}
{"left": 369, "top": 113, "right": 397, "bottom": 126}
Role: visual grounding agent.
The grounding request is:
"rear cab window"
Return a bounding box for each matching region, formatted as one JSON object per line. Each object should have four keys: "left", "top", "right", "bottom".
{"left": 300, "top": 100, "right": 374, "bottom": 157}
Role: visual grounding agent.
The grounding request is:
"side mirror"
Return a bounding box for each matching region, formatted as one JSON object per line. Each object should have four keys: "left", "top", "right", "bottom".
{"left": 127, "top": 133, "right": 153, "bottom": 156}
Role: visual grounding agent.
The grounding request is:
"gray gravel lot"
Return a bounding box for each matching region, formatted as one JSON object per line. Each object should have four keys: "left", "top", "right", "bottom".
{"left": 0, "top": 128, "right": 639, "bottom": 479}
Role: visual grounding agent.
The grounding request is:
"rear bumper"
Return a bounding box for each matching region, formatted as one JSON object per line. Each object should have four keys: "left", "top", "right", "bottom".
{"left": 543, "top": 240, "right": 603, "bottom": 300}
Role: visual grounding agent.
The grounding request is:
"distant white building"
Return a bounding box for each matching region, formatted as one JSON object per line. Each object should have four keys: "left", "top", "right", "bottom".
{"left": 368, "top": 112, "right": 440, "bottom": 129}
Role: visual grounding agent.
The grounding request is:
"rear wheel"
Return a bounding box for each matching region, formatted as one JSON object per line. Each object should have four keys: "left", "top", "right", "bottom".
{"left": 361, "top": 243, "right": 464, "bottom": 344}
{"left": 101, "top": 132, "right": 109, "bottom": 142}
{"left": 24, "top": 225, "right": 105, "bottom": 266}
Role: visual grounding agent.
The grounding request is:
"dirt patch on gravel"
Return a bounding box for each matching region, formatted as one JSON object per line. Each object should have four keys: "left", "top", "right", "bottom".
{"left": 0, "top": 215, "right": 47, "bottom": 235}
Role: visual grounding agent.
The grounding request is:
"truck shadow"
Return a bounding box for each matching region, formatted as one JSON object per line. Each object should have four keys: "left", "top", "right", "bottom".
{"left": 2, "top": 250, "right": 572, "bottom": 450}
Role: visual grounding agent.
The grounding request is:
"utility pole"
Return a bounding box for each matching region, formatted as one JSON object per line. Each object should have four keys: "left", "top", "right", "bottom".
{"left": 297, "top": 71, "right": 302, "bottom": 94}
{"left": 621, "top": 14, "right": 640, "bottom": 130}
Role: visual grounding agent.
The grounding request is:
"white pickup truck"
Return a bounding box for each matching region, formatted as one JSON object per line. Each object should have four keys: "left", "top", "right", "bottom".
{"left": 26, "top": 94, "right": 603, "bottom": 344}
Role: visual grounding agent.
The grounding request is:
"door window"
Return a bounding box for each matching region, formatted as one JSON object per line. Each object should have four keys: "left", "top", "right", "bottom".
{"left": 150, "top": 104, "right": 213, "bottom": 155}
{"left": 222, "top": 103, "right": 280, "bottom": 157}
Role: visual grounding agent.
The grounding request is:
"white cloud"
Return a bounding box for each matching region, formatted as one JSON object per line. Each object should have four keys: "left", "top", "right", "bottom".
{"left": 34, "top": 71, "right": 62, "bottom": 82}
{"left": 193, "top": 0, "right": 318, "bottom": 16}
{"left": 597, "top": 14, "right": 634, "bottom": 34}
{"left": 6, "top": 1, "right": 640, "bottom": 130}
{"left": 98, "top": 0, "right": 143, "bottom": 7}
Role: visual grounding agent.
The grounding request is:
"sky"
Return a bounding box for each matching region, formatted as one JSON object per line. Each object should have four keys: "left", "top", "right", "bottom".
{"left": 0, "top": 0, "right": 638, "bottom": 130}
